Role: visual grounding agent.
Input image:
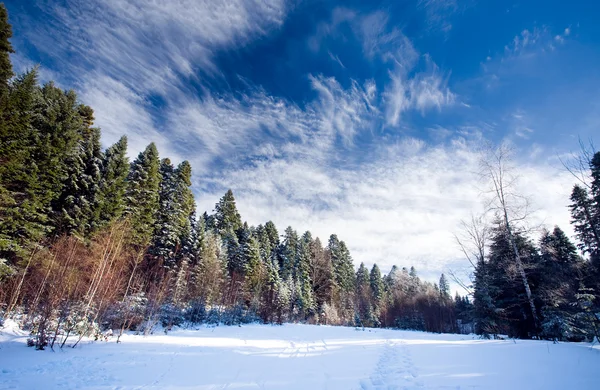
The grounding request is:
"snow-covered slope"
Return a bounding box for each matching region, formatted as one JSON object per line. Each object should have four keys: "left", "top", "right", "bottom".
{"left": 1, "top": 323, "right": 598, "bottom": 389}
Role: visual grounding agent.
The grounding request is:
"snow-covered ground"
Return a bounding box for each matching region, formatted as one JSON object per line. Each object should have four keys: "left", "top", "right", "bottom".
{"left": 1, "top": 322, "right": 599, "bottom": 389}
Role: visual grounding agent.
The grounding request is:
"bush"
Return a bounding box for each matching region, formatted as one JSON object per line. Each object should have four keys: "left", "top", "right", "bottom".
{"left": 160, "top": 304, "right": 185, "bottom": 330}
{"left": 184, "top": 301, "right": 206, "bottom": 324}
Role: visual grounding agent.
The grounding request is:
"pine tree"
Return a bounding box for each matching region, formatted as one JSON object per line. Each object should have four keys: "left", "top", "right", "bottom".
{"left": 214, "top": 189, "right": 242, "bottom": 236}
{"left": 295, "top": 231, "right": 315, "bottom": 319}
{"left": 538, "top": 227, "right": 584, "bottom": 340}
{"left": 472, "top": 256, "right": 499, "bottom": 337}
{"left": 481, "top": 224, "right": 541, "bottom": 338}
{"left": 0, "top": 70, "right": 41, "bottom": 261}
{"left": 369, "top": 264, "right": 384, "bottom": 327}
{"left": 124, "top": 143, "right": 161, "bottom": 248}
{"left": 570, "top": 185, "right": 600, "bottom": 262}
{"left": 355, "top": 262, "right": 372, "bottom": 327}
{"left": 243, "top": 232, "right": 265, "bottom": 311}
{"left": 96, "top": 136, "right": 129, "bottom": 229}
{"left": 328, "top": 235, "right": 355, "bottom": 322}
{"left": 53, "top": 124, "right": 103, "bottom": 237}
{"left": 279, "top": 227, "right": 298, "bottom": 281}
{"left": 0, "top": 3, "right": 14, "bottom": 94}
{"left": 151, "top": 158, "right": 180, "bottom": 268}
{"left": 309, "top": 237, "right": 333, "bottom": 315}
{"left": 32, "top": 83, "right": 86, "bottom": 223}
{"left": 439, "top": 274, "right": 451, "bottom": 301}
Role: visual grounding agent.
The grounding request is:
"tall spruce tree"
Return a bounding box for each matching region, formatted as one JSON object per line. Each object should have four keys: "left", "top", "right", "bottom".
{"left": 296, "top": 231, "right": 315, "bottom": 319}
{"left": 439, "top": 274, "right": 451, "bottom": 301}
{"left": 214, "top": 189, "right": 242, "bottom": 236}
{"left": 0, "top": 70, "right": 40, "bottom": 261}
{"left": 279, "top": 227, "right": 299, "bottom": 281}
{"left": 570, "top": 185, "right": 600, "bottom": 262}
{"left": 0, "top": 3, "right": 13, "bottom": 95}
{"left": 174, "top": 161, "right": 196, "bottom": 259}
{"left": 369, "top": 264, "right": 384, "bottom": 326}
{"left": 355, "top": 262, "right": 372, "bottom": 326}
{"left": 96, "top": 136, "right": 129, "bottom": 229}
{"left": 151, "top": 158, "right": 180, "bottom": 268}
{"left": 53, "top": 124, "right": 103, "bottom": 237}
{"left": 124, "top": 143, "right": 161, "bottom": 248}
{"left": 538, "top": 226, "right": 583, "bottom": 340}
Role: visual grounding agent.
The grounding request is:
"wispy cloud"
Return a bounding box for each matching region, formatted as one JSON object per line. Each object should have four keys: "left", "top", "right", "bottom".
{"left": 386, "top": 59, "right": 455, "bottom": 126}
{"left": 308, "top": 7, "right": 456, "bottom": 128}
{"left": 16, "top": 0, "right": 288, "bottom": 158}
{"left": 196, "top": 132, "right": 576, "bottom": 282}
{"left": 417, "top": 0, "right": 459, "bottom": 34}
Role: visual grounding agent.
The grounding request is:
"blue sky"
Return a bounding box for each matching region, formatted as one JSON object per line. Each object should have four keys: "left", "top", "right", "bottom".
{"left": 6, "top": 0, "right": 599, "bottom": 284}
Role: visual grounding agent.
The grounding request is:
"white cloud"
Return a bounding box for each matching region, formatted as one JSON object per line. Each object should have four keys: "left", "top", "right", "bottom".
{"left": 20, "top": 0, "right": 288, "bottom": 155}
{"left": 195, "top": 133, "right": 576, "bottom": 283}
{"left": 309, "top": 75, "right": 378, "bottom": 146}
{"left": 417, "top": 0, "right": 460, "bottom": 34}
{"left": 385, "top": 61, "right": 455, "bottom": 126}
{"left": 310, "top": 8, "right": 456, "bottom": 127}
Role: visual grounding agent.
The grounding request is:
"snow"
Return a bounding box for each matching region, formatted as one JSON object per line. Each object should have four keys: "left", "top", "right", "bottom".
{"left": 1, "top": 321, "right": 599, "bottom": 389}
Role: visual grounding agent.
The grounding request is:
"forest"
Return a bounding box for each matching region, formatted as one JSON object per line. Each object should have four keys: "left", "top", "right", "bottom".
{"left": 0, "top": 4, "right": 598, "bottom": 350}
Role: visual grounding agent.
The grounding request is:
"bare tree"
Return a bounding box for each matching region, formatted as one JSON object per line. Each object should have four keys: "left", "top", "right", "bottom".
{"left": 559, "top": 137, "right": 596, "bottom": 189}
{"left": 451, "top": 213, "right": 490, "bottom": 295}
{"left": 479, "top": 143, "right": 540, "bottom": 332}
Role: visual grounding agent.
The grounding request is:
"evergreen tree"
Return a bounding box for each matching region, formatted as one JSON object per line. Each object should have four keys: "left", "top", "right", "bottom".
{"left": 570, "top": 185, "right": 600, "bottom": 262}
{"left": 309, "top": 237, "right": 333, "bottom": 315}
{"left": 32, "top": 83, "right": 86, "bottom": 222}
{"left": 538, "top": 227, "right": 583, "bottom": 340}
{"left": 243, "top": 232, "right": 265, "bottom": 311}
{"left": 472, "top": 256, "right": 499, "bottom": 337}
{"left": 439, "top": 274, "right": 451, "bottom": 301}
{"left": 53, "top": 124, "right": 103, "bottom": 237}
{"left": 151, "top": 158, "right": 180, "bottom": 268}
{"left": 214, "top": 189, "right": 242, "bottom": 236}
{"left": 124, "top": 143, "right": 161, "bottom": 248}
{"left": 355, "top": 262, "right": 372, "bottom": 326}
{"left": 481, "top": 225, "right": 540, "bottom": 338}
{"left": 96, "top": 136, "right": 129, "bottom": 229}
{"left": 279, "top": 227, "right": 298, "bottom": 281}
{"left": 328, "top": 235, "right": 355, "bottom": 322}
{"left": 0, "top": 70, "right": 41, "bottom": 261}
{"left": 0, "top": 3, "right": 14, "bottom": 93}
{"left": 174, "top": 161, "right": 196, "bottom": 261}
{"left": 370, "top": 264, "right": 384, "bottom": 304}
{"left": 295, "top": 231, "right": 315, "bottom": 319}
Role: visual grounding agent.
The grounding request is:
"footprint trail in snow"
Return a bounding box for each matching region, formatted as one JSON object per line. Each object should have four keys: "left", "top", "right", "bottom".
{"left": 361, "top": 340, "right": 425, "bottom": 390}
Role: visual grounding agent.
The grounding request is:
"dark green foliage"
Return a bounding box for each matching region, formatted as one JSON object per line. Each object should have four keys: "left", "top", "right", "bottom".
{"left": 279, "top": 227, "right": 298, "bottom": 281}
{"left": 151, "top": 158, "right": 179, "bottom": 266}
{"left": 0, "top": 3, "right": 14, "bottom": 92}
{"left": 124, "top": 143, "right": 161, "bottom": 248}
{"left": 214, "top": 189, "right": 242, "bottom": 236}
{"left": 570, "top": 185, "right": 600, "bottom": 262}
{"left": 96, "top": 136, "right": 129, "bottom": 229}
{"left": 53, "top": 125, "right": 103, "bottom": 237}
{"left": 0, "top": 70, "right": 41, "bottom": 260}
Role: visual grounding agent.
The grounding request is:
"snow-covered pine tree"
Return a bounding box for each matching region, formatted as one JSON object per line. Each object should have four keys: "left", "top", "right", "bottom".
{"left": 369, "top": 264, "right": 384, "bottom": 326}
{"left": 124, "top": 143, "right": 161, "bottom": 248}
{"left": 96, "top": 136, "right": 129, "bottom": 230}
{"left": 150, "top": 158, "right": 180, "bottom": 268}
{"left": 213, "top": 189, "right": 242, "bottom": 236}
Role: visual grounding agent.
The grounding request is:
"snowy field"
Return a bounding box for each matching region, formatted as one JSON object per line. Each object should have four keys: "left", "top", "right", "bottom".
{"left": 1, "top": 323, "right": 599, "bottom": 390}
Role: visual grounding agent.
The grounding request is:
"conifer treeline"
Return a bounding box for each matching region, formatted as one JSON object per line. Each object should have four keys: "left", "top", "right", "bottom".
{"left": 0, "top": 5, "right": 464, "bottom": 349}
